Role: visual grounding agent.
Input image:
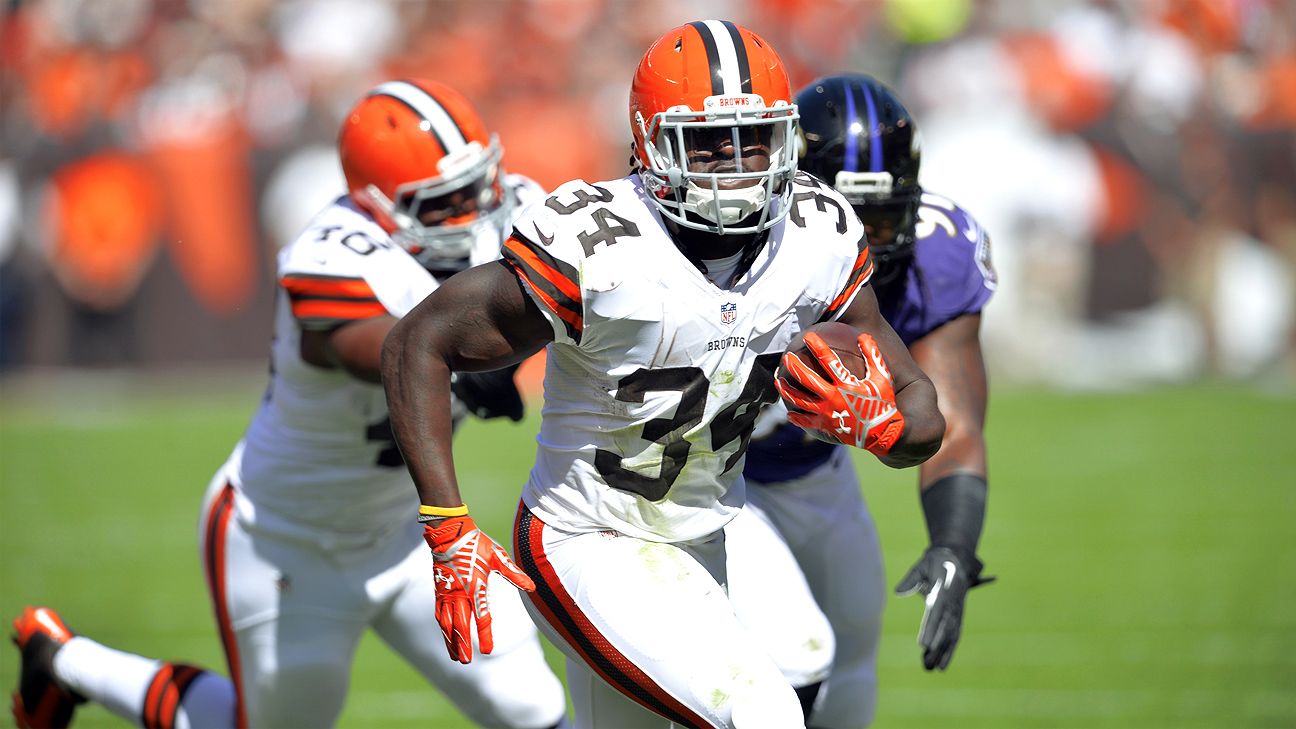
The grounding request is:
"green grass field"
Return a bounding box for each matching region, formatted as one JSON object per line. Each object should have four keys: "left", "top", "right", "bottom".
{"left": 2, "top": 371, "right": 1294, "bottom": 728}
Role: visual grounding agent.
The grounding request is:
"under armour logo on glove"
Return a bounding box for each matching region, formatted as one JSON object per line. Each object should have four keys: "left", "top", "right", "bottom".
{"left": 423, "top": 516, "right": 535, "bottom": 664}
{"left": 775, "top": 330, "right": 906, "bottom": 456}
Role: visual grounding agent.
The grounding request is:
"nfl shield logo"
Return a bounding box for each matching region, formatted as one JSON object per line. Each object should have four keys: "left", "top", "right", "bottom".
{"left": 720, "top": 302, "right": 737, "bottom": 326}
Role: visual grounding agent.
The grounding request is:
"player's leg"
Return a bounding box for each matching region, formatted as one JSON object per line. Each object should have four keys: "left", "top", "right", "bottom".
{"left": 564, "top": 656, "right": 664, "bottom": 729}
{"left": 725, "top": 502, "right": 835, "bottom": 714}
{"left": 514, "top": 507, "right": 806, "bottom": 729}
{"left": 10, "top": 604, "right": 234, "bottom": 729}
{"left": 747, "top": 449, "right": 886, "bottom": 729}
{"left": 371, "top": 524, "right": 567, "bottom": 729}
{"left": 202, "top": 479, "right": 367, "bottom": 728}
{"left": 8, "top": 472, "right": 246, "bottom": 729}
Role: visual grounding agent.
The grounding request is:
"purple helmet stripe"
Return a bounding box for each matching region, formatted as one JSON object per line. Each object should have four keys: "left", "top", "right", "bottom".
{"left": 842, "top": 79, "right": 859, "bottom": 173}
{"left": 860, "top": 80, "right": 882, "bottom": 172}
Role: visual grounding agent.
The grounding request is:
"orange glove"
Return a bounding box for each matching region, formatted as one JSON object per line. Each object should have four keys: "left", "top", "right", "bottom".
{"left": 774, "top": 330, "right": 905, "bottom": 456}
{"left": 423, "top": 516, "right": 536, "bottom": 663}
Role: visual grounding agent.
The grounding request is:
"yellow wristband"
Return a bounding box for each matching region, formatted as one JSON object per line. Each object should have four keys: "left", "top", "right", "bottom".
{"left": 418, "top": 503, "right": 469, "bottom": 518}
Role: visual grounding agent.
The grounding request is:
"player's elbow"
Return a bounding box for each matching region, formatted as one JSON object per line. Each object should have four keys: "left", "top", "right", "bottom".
{"left": 882, "top": 410, "right": 945, "bottom": 469}
{"left": 380, "top": 316, "right": 410, "bottom": 385}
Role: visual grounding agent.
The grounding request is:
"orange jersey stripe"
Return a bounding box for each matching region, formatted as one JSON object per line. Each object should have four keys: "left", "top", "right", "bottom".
{"left": 290, "top": 299, "right": 388, "bottom": 321}
{"left": 827, "top": 252, "right": 874, "bottom": 314}
{"left": 503, "top": 238, "right": 582, "bottom": 307}
{"left": 508, "top": 263, "right": 583, "bottom": 335}
{"left": 280, "top": 274, "right": 377, "bottom": 301}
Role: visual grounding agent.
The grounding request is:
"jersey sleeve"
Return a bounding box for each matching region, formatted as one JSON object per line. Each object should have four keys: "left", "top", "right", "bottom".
{"left": 917, "top": 194, "right": 996, "bottom": 322}
{"left": 805, "top": 178, "right": 874, "bottom": 323}
{"left": 277, "top": 206, "right": 436, "bottom": 330}
{"left": 501, "top": 183, "right": 589, "bottom": 345}
{"left": 819, "top": 246, "right": 874, "bottom": 322}
{"left": 280, "top": 273, "right": 388, "bottom": 330}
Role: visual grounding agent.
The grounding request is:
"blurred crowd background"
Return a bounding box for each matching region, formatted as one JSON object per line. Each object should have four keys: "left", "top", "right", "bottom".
{"left": 1, "top": 0, "right": 1293, "bottom": 389}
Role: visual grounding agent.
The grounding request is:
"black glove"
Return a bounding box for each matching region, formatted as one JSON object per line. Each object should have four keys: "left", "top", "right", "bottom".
{"left": 450, "top": 364, "right": 524, "bottom": 422}
{"left": 894, "top": 546, "right": 994, "bottom": 671}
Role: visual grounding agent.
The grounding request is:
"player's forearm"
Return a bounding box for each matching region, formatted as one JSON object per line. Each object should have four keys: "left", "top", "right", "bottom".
{"left": 879, "top": 377, "right": 945, "bottom": 469}
{"left": 381, "top": 313, "right": 463, "bottom": 508}
{"left": 917, "top": 471, "right": 987, "bottom": 555}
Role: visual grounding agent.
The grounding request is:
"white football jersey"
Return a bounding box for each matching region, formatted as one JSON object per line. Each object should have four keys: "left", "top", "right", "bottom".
{"left": 503, "top": 173, "right": 873, "bottom": 542}
{"left": 232, "top": 174, "right": 543, "bottom": 538}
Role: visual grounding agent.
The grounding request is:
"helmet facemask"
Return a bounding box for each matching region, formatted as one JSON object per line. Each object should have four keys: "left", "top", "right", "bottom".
{"left": 636, "top": 95, "right": 799, "bottom": 235}
{"left": 837, "top": 170, "right": 922, "bottom": 286}
{"left": 365, "top": 136, "right": 507, "bottom": 272}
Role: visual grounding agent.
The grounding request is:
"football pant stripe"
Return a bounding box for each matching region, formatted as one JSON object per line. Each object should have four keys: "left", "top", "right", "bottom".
{"left": 820, "top": 249, "right": 874, "bottom": 322}
{"left": 513, "top": 505, "right": 716, "bottom": 729}
{"left": 202, "top": 483, "right": 247, "bottom": 729}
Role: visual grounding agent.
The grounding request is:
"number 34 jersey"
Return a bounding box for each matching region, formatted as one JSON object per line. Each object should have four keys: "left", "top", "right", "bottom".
{"left": 503, "top": 173, "right": 874, "bottom": 543}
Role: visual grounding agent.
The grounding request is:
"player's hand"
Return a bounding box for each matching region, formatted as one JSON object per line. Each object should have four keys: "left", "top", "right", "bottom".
{"left": 775, "top": 331, "right": 905, "bottom": 456}
{"left": 894, "top": 546, "right": 994, "bottom": 670}
{"left": 423, "top": 516, "right": 536, "bottom": 663}
{"left": 450, "top": 364, "right": 524, "bottom": 422}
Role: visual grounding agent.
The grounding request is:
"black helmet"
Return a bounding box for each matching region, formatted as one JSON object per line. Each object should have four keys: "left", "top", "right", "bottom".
{"left": 795, "top": 74, "right": 922, "bottom": 285}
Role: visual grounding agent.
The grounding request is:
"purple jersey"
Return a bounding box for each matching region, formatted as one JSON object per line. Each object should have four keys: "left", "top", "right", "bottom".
{"left": 744, "top": 192, "right": 995, "bottom": 484}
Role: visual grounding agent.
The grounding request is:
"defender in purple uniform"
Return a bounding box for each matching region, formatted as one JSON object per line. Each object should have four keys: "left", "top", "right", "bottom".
{"left": 728, "top": 75, "right": 995, "bottom": 728}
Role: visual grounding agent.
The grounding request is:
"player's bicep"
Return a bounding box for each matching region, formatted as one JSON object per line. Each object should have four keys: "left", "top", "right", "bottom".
{"left": 837, "top": 284, "right": 925, "bottom": 392}
{"left": 410, "top": 259, "right": 553, "bottom": 372}
{"left": 911, "top": 313, "right": 988, "bottom": 481}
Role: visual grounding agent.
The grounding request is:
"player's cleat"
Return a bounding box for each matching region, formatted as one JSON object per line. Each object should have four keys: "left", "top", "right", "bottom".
{"left": 11, "top": 606, "right": 84, "bottom": 729}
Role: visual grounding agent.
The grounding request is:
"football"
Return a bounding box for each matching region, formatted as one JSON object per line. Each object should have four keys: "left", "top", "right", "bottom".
{"left": 778, "top": 321, "right": 869, "bottom": 389}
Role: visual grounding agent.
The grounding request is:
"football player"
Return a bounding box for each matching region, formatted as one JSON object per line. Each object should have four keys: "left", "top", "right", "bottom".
{"left": 381, "top": 23, "right": 946, "bottom": 729}
{"left": 730, "top": 74, "right": 996, "bottom": 728}
{"left": 10, "top": 80, "right": 567, "bottom": 729}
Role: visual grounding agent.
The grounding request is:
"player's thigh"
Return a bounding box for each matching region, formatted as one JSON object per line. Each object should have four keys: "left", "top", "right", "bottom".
{"left": 747, "top": 451, "right": 886, "bottom": 636}
{"left": 566, "top": 656, "right": 666, "bottom": 729}
{"left": 514, "top": 510, "right": 805, "bottom": 729}
{"left": 200, "top": 481, "right": 368, "bottom": 727}
{"left": 372, "top": 539, "right": 566, "bottom": 729}
{"left": 725, "top": 503, "right": 834, "bottom": 687}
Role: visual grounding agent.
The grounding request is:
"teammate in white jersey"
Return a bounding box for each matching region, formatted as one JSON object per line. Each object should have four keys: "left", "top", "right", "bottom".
{"left": 382, "top": 23, "right": 946, "bottom": 729}
{"left": 729, "top": 75, "right": 995, "bottom": 728}
{"left": 10, "top": 79, "right": 566, "bottom": 729}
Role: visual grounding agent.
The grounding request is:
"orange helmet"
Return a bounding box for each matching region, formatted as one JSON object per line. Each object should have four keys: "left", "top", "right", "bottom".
{"left": 630, "top": 20, "right": 799, "bottom": 235}
{"left": 338, "top": 79, "right": 505, "bottom": 271}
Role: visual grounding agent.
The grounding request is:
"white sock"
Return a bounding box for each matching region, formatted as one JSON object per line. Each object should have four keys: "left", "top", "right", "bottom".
{"left": 52, "top": 638, "right": 237, "bottom": 729}
{"left": 52, "top": 636, "right": 161, "bottom": 722}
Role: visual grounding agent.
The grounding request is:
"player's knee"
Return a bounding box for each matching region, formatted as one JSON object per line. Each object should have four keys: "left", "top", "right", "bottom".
{"left": 449, "top": 651, "right": 567, "bottom": 729}
{"left": 243, "top": 654, "right": 349, "bottom": 727}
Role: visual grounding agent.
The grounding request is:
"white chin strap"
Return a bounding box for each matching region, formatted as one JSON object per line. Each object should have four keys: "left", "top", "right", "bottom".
{"left": 683, "top": 181, "right": 768, "bottom": 226}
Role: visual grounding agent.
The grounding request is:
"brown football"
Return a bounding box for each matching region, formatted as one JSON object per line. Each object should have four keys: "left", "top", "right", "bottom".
{"left": 778, "top": 321, "right": 869, "bottom": 391}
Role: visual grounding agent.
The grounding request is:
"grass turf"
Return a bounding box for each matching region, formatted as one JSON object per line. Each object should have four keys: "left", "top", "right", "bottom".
{"left": 2, "top": 374, "right": 1293, "bottom": 727}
